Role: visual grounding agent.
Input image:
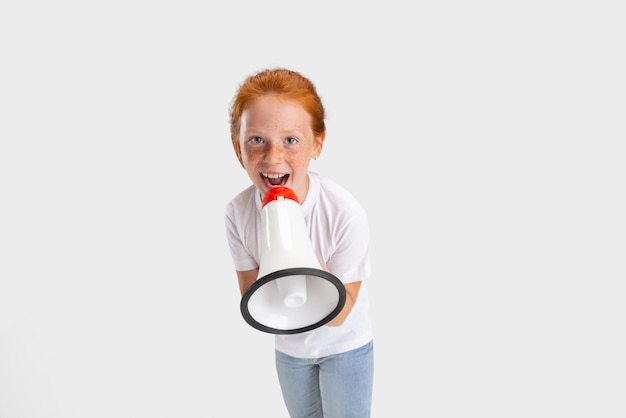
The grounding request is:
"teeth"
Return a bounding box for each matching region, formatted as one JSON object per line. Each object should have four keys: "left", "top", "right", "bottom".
{"left": 263, "top": 173, "right": 285, "bottom": 179}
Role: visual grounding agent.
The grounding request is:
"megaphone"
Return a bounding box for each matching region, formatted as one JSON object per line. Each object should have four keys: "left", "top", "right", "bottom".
{"left": 240, "top": 187, "right": 346, "bottom": 334}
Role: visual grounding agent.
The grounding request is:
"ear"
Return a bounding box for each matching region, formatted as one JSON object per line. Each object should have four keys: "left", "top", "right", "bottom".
{"left": 312, "top": 133, "right": 326, "bottom": 160}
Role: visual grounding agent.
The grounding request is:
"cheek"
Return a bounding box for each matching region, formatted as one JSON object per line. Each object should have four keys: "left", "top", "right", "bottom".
{"left": 294, "top": 154, "right": 313, "bottom": 167}
{"left": 242, "top": 156, "right": 257, "bottom": 170}
{"left": 240, "top": 147, "right": 257, "bottom": 163}
{"left": 239, "top": 151, "right": 252, "bottom": 169}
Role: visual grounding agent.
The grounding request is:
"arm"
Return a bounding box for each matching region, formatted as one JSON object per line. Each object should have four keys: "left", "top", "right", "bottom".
{"left": 236, "top": 268, "right": 259, "bottom": 296}
{"left": 326, "top": 280, "right": 362, "bottom": 327}
{"left": 317, "top": 259, "right": 362, "bottom": 327}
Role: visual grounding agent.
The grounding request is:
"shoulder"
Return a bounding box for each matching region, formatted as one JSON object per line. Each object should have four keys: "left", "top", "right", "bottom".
{"left": 225, "top": 185, "right": 258, "bottom": 219}
{"left": 308, "top": 172, "right": 367, "bottom": 222}
{"left": 316, "top": 173, "right": 364, "bottom": 212}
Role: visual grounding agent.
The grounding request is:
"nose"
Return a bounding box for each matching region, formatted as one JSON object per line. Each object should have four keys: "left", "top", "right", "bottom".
{"left": 264, "top": 142, "right": 283, "bottom": 163}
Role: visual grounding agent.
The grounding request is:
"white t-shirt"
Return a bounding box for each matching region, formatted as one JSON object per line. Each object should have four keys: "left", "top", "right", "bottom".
{"left": 224, "top": 171, "right": 373, "bottom": 358}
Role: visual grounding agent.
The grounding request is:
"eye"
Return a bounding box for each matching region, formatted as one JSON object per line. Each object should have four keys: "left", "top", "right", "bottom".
{"left": 285, "top": 137, "right": 298, "bottom": 145}
{"left": 249, "top": 136, "right": 264, "bottom": 144}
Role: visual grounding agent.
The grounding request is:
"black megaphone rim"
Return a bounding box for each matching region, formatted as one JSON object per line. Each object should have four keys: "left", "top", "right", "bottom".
{"left": 240, "top": 267, "right": 347, "bottom": 335}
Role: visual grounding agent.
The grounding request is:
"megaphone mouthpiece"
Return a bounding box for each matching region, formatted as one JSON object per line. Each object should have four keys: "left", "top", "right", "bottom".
{"left": 262, "top": 186, "right": 300, "bottom": 207}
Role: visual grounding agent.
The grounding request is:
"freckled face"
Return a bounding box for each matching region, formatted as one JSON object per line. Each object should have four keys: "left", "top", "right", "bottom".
{"left": 239, "top": 95, "right": 323, "bottom": 202}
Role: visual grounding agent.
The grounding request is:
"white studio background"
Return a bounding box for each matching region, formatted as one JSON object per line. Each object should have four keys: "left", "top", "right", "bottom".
{"left": 1, "top": 1, "right": 624, "bottom": 417}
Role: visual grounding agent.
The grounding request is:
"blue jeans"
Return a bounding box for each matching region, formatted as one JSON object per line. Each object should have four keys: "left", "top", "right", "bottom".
{"left": 275, "top": 340, "right": 374, "bottom": 418}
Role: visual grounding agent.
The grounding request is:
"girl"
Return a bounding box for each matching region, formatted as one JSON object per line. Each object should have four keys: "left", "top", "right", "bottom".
{"left": 225, "top": 68, "right": 374, "bottom": 418}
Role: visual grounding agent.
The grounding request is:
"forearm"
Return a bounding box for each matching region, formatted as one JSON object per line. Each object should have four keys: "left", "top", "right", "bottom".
{"left": 326, "top": 280, "right": 361, "bottom": 327}
{"left": 237, "top": 268, "right": 259, "bottom": 296}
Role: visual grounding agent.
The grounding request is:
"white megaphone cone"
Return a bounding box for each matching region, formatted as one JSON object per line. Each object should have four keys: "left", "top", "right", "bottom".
{"left": 240, "top": 187, "right": 346, "bottom": 334}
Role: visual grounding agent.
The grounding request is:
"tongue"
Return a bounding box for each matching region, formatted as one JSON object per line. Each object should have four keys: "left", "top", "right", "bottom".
{"left": 269, "top": 177, "right": 283, "bottom": 186}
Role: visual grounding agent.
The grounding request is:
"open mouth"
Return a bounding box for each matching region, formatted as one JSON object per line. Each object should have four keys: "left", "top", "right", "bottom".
{"left": 262, "top": 173, "right": 289, "bottom": 187}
